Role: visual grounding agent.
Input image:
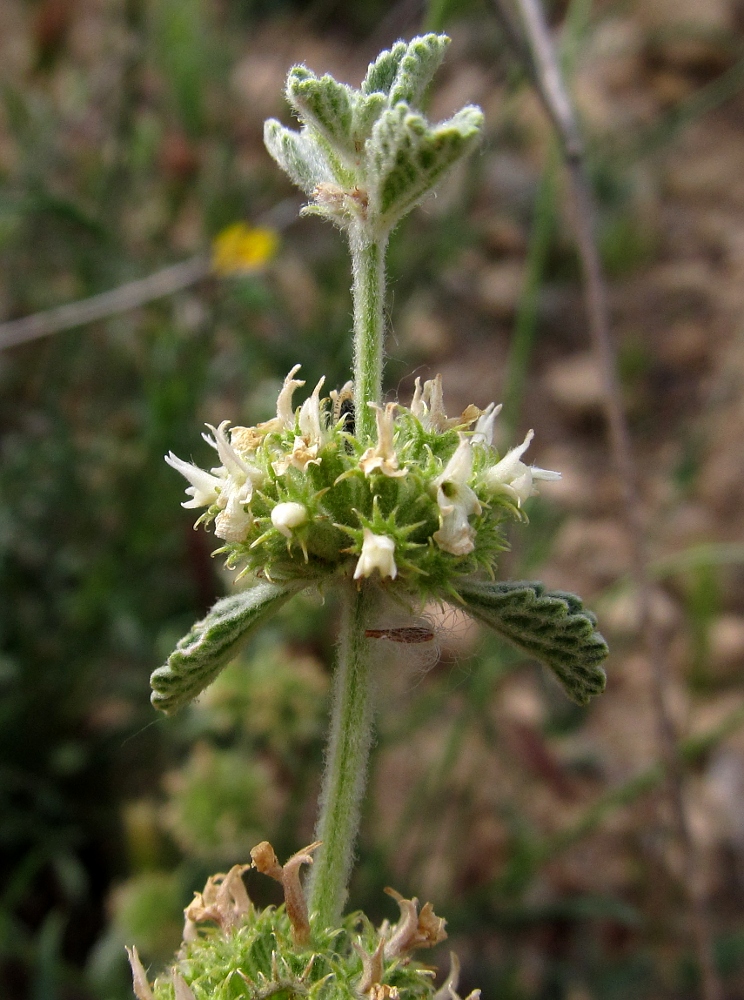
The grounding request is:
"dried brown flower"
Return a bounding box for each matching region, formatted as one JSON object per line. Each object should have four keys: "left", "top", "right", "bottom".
{"left": 383, "top": 888, "right": 447, "bottom": 959}
{"left": 251, "top": 839, "right": 321, "bottom": 945}
{"left": 183, "top": 863, "right": 252, "bottom": 941}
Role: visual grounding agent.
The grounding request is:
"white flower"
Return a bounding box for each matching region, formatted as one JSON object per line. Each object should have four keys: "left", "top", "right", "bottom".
{"left": 353, "top": 529, "right": 397, "bottom": 580}
{"left": 202, "top": 421, "right": 263, "bottom": 488}
{"left": 431, "top": 434, "right": 481, "bottom": 556}
{"left": 215, "top": 484, "right": 253, "bottom": 541}
{"left": 258, "top": 364, "right": 306, "bottom": 432}
{"left": 201, "top": 421, "right": 265, "bottom": 542}
{"left": 411, "top": 374, "right": 450, "bottom": 432}
{"left": 411, "top": 374, "right": 483, "bottom": 433}
{"left": 273, "top": 377, "right": 328, "bottom": 474}
{"left": 359, "top": 403, "right": 407, "bottom": 477}
{"left": 271, "top": 502, "right": 308, "bottom": 538}
{"left": 165, "top": 452, "right": 223, "bottom": 508}
{"left": 471, "top": 402, "right": 501, "bottom": 448}
{"left": 482, "top": 429, "right": 561, "bottom": 505}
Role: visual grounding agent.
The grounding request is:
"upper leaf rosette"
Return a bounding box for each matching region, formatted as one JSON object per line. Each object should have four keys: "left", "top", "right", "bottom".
{"left": 264, "top": 34, "right": 484, "bottom": 239}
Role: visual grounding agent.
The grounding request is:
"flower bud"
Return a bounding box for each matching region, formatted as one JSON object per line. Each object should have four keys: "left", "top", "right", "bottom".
{"left": 271, "top": 502, "right": 308, "bottom": 538}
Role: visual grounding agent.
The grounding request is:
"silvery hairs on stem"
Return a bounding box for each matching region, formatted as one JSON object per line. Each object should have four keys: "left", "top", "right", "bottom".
{"left": 153, "top": 34, "right": 608, "bottom": 719}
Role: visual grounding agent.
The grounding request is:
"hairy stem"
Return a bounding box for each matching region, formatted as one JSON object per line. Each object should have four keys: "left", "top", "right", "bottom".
{"left": 309, "top": 585, "right": 375, "bottom": 928}
{"left": 350, "top": 228, "right": 387, "bottom": 442}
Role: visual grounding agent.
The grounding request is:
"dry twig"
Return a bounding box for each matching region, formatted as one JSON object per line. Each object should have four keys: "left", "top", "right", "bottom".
{"left": 488, "top": 1, "right": 723, "bottom": 997}
{"left": 0, "top": 198, "right": 300, "bottom": 351}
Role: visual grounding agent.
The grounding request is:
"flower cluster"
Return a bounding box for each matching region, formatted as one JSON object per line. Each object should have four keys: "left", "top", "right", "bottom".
{"left": 127, "top": 841, "right": 476, "bottom": 1000}
{"left": 167, "top": 367, "right": 560, "bottom": 599}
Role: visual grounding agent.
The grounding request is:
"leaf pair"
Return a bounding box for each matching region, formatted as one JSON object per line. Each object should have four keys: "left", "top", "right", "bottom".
{"left": 151, "top": 578, "right": 607, "bottom": 715}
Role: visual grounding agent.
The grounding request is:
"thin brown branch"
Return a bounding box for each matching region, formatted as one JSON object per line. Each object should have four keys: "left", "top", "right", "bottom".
{"left": 489, "top": 1, "right": 723, "bottom": 997}
{"left": 0, "top": 197, "right": 300, "bottom": 351}
{"left": 0, "top": 256, "right": 210, "bottom": 350}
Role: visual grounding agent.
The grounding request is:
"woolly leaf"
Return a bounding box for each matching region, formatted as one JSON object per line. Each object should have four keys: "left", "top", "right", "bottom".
{"left": 287, "top": 69, "right": 355, "bottom": 158}
{"left": 369, "top": 104, "right": 483, "bottom": 231}
{"left": 388, "top": 34, "right": 450, "bottom": 107}
{"left": 351, "top": 92, "right": 387, "bottom": 147}
{"left": 361, "top": 40, "right": 408, "bottom": 95}
{"left": 151, "top": 581, "right": 304, "bottom": 715}
{"left": 455, "top": 580, "right": 608, "bottom": 706}
{"left": 263, "top": 119, "right": 332, "bottom": 194}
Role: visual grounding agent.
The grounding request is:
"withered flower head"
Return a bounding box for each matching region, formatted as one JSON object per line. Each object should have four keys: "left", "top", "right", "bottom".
{"left": 383, "top": 887, "right": 447, "bottom": 959}
{"left": 251, "top": 839, "right": 321, "bottom": 946}
{"left": 183, "top": 863, "right": 252, "bottom": 941}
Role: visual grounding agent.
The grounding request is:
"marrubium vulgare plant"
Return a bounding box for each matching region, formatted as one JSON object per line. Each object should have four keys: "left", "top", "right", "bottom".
{"left": 131, "top": 34, "right": 609, "bottom": 1000}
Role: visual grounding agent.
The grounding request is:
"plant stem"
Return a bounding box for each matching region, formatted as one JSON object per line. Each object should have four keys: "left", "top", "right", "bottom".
{"left": 350, "top": 227, "right": 387, "bottom": 442}
{"left": 309, "top": 585, "right": 375, "bottom": 928}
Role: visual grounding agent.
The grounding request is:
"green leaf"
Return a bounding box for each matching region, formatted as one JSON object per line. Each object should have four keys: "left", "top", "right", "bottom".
{"left": 150, "top": 581, "right": 304, "bottom": 715}
{"left": 369, "top": 104, "right": 483, "bottom": 231}
{"left": 263, "top": 119, "right": 332, "bottom": 194}
{"left": 361, "top": 40, "right": 408, "bottom": 96}
{"left": 351, "top": 92, "right": 387, "bottom": 147}
{"left": 455, "top": 580, "right": 608, "bottom": 706}
{"left": 388, "top": 34, "right": 450, "bottom": 107}
{"left": 287, "top": 69, "right": 355, "bottom": 158}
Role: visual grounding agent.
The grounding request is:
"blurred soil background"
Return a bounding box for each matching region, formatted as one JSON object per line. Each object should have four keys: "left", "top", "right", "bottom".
{"left": 3, "top": 0, "right": 744, "bottom": 997}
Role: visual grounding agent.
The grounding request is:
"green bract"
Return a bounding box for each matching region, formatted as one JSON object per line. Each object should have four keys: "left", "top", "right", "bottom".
{"left": 264, "top": 34, "right": 484, "bottom": 240}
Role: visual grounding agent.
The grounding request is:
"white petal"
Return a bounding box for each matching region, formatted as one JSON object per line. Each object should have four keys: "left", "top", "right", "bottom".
{"left": 509, "top": 469, "right": 535, "bottom": 504}
{"left": 202, "top": 421, "right": 253, "bottom": 482}
{"left": 531, "top": 467, "right": 562, "bottom": 481}
{"left": 214, "top": 489, "right": 252, "bottom": 542}
{"left": 173, "top": 973, "right": 197, "bottom": 1000}
{"left": 434, "top": 434, "right": 473, "bottom": 491}
{"left": 472, "top": 402, "right": 501, "bottom": 447}
{"left": 433, "top": 521, "right": 475, "bottom": 556}
{"left": 298, "top": 376, "right": 326, "bottom": 444}
{"left": 125, "top": 946, "right": 154, "bottom": 1000}
{"left": 276, "top": 364, "right": 306, "bottom": 427}
{"left": 165, "top": 452, "right": 222, "bottom": 508}
{"left": 411, "top": 377, "right": 426, "bottom": 421}
{"left": 485, "top": 430, "right": 535, "bottom": 489}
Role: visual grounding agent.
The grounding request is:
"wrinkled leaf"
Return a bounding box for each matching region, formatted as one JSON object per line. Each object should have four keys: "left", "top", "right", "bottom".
{"left": 361, "top": 40, "right": 409, "bottom": 96}
{"left": 369, "top": 104, "right": 483, "bottom": 231}
{"left": 361, "top": 34, "right": 449, "bottom": 107}
{"left": 388, "top": 34, "right": 450, "bottom": 107}
{"left": 287, "top": 69, "right": 355, "bottom": 158}
{"left": 151, "top": 581, "right": 304, "bottom": 715}
{"left": 455, "top": 579, "right": 608, "bottom": 706}
{"left": 263, "top": 120, "right": 333, "bottom": 194}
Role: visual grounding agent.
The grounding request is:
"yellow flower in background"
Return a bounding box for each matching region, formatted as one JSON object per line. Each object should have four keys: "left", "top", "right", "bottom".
{"left": 211, "top": 223, "right": 279, "bottom": 275}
